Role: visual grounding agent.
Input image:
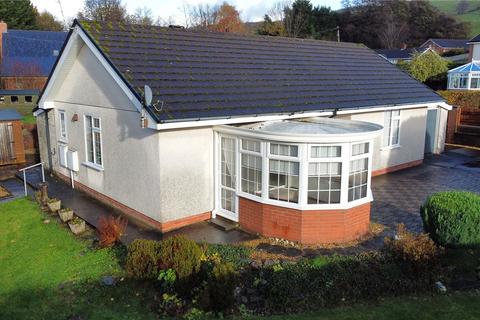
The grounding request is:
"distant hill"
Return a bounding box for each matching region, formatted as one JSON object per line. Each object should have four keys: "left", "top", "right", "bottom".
{"left": 429, "top": 0, "right": 480, "bottom": 37}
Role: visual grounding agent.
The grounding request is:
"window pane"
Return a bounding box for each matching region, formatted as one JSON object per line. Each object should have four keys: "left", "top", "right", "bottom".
{"left": 307, "top": 161, "right": 342, "bottom": 204}
{"left": 270, "top": 143, "right": 298, "bottom": 157}
{"left": 85, "top": 116, "right": 94, "bottom": 163}
{"left": 94, "top": 131, "right": 102, "bottom": 165}
{"left": 352, "top": 143, "right": 369, "bottom": 156}
{"left": 242, "top": 139, "right": 260, "bottom": 153}
{"left": 241, "top": 154, "right": 262, "bottom": 197}
{"left": 221, "top": 137, "right": 236, "bottom": 189}
{"left": 93, "top": 118, "right": 100, "bottom": 128}
{"left": 269, "top": 159, "right": 299, "bottom": 203}
{"left": 348, "top": 158, "right": 368, "bottom": 202}
{"left": 311, "top": 146, "right": 341, "bottom": 158}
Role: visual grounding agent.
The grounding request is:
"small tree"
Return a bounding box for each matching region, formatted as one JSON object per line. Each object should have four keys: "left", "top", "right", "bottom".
{"left": 77, "top": 0, "right": 127, "bottom": 22}
{"left": 209, "top": 2, "right": 245, "bottom": 33}
{"left": 36, "top": 11, "right": 64, "bottom": 31}
{"left": 399, "top": 51, "right": 449, "bottom": 83}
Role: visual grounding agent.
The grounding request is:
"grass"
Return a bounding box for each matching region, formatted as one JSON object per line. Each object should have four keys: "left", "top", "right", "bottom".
{"left": 429, "top": 0, "right": 480, "bottom": 37}
{"left": 0, "top": 198, "right": 479, "bottom": 319}
{"left": 0, "top": 197, "right": 157, "bottom": 320}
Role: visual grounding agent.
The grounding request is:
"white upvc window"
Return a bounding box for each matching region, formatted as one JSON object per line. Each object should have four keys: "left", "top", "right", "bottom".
{"left": 240, "top": 139, "right": 262, "bottom": 197}
{"left": 268, "top": 143, "right": 300, "bottom": 203}
{"left": 348, "top": 142, "right": 370, "bottom": 202}
{"left": 84, "top": 115, "right": 103, "bottom": 167}
{"left": 470, "top": 72, "right": 480, "bottom": 89}
{"left": 384, "top": 110, "right": 400, "bottom": 148}
{"left": 449, "top": 73, "right": 469, "bottom": 89}
{"left": 307, "top": 145, "right": 342, "bottom": 204}
{"left": 59, "top": 110, "right": 67, "bottom": 142}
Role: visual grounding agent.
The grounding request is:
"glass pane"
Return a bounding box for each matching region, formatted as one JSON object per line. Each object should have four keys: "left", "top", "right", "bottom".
{"left": 308, "top": 176, "right": 318, "bottom": 190}
{"left": 311, "top": 146, "right": 340, "bottom": 158}
{"left": 94, "top": 132, "right": 102, "bottom": 165}
{"left": 270, "top": 143, "right": 298, "bottom": 157}
{"left": 308, "top": 191, "right": 318, "bottom": 204}
{"left": 352, "top": 143, "right": 369, "bottom": 156}
{"left": 242, "top": 139, "right": 260, "bottom": 153}
{"left": 330, "top": 191, "right": 341, "bottom": 203}
{"left": 318, "top": 191, "right": 329, "bottom": 204}
{"left": 93, "top": 118, "right": 100, "bottom": 128}
{"left": 331, "top": 176, "right": 341, "bottom": 190}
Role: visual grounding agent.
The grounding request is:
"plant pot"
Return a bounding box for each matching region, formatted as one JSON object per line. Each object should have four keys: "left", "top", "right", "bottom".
{"left": 58, "top": 209, "right": 74, "bottom": 222}
{"left": 47, "top": 199, "right": 61, "bottom": 213}
{"left": 68, "top": 219, "right": 86, "bottom": 235}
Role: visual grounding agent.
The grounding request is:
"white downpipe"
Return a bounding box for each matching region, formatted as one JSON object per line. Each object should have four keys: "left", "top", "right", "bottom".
{"left": 70, "top": 170, "right": 75, "bottom": 189}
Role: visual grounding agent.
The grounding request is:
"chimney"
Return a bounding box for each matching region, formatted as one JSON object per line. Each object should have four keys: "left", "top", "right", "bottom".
{"left": 0, "top": 21, "right": 7, "bottom": 60}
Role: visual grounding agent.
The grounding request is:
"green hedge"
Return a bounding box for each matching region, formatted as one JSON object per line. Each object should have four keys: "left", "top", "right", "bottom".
{"left": 437, "top": 90, "right": 480, "bottom": 110}
{"left": 421, "top": 191, "right": 480, "bottom": 247}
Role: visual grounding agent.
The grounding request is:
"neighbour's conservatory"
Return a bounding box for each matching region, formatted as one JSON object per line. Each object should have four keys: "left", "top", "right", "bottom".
{"left": 214, "top": 118, "right": 383, "bottom": 244}
{"left": 447, "top": 61, "right": 480, "bottom": 90}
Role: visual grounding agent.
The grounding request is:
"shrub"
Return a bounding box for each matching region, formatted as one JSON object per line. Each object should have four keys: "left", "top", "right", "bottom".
{"left": 255, "top": 251, "right": 437, "bottom": 313}
{"left": 384, "top": 224, "right": 440, "bottom": 272}
{"left": 206, "top": 244, "right": 252, "bottom": 268}
{"left": 198, "top": 262, "right": 239, "bottom": 313}
{"left": 125, "top": 239, "right": 162, "bottom": 279}
{"left": 421, "top": 191, "right": 480, "bottom": 247}
{"left": 98, "top": 215, "right": 128, "bottom": 248}
{"left": 159, "top": 236, "right": 203, "bottom": 279}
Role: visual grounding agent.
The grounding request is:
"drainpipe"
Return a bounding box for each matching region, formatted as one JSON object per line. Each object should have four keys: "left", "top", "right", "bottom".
{"left": 44, "top": 110, "right": 53, "bottom": 172}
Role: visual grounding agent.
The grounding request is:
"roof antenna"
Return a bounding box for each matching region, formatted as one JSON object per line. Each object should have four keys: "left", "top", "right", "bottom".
{"left": 143, "top": 84, "right": 164, "bottom": 112}
{"left": 57, "top": 0, "right": 67, "bottom": 29}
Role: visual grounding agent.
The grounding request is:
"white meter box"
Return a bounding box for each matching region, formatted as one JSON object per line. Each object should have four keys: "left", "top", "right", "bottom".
{"left": 66, "top": 149, "right": 79, "bottom": 171}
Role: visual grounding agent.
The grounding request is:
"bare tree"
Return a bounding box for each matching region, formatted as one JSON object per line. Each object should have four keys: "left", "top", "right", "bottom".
{"left": 283, "top": 0, "right": 312, "bottom": 38}
{"left": 185, "top": 3, "right": 219, "bottom": 29}
{"left": 378, "top": 7, "right": 408, "bottom": 49}
{"left": 127, "top": 7, "right": 156, "bottom": 25}
{"left": 268, "top": 1, "right": 290, "bottom": 21}
{"left": 77, "top": 0, "right": 127, "bottom": 22}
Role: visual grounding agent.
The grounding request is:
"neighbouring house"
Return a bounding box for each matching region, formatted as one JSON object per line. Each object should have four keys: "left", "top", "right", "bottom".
{"left": 0, "top": 109, "right": 25, "bottom": 165}
{"left": 376, "top": 47, "right": 431, "bottom": 64}
{"left": 419, "top": 38, "right": 469, "bottom": 55}
{"left": 34, "top": 20, "right": 451, "bottom": 244}
{"left": 447, "top": 34, "right": 480, "bottom": 90}
{"left": 0, "top": 21, "right": 66, "bottom": 91}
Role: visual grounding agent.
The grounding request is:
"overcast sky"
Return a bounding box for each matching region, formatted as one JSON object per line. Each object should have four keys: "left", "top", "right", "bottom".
{"left": 31, "top": 0, "right": 343, "bottom": 26}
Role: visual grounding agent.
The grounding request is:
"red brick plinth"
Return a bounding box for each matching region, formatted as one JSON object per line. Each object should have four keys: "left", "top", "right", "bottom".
{"left": 239, "top": 197, "right": 371, "bottom": 244}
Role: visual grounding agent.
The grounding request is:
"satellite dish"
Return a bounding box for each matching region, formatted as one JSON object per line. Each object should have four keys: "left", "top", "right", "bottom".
{"left": 144, "top": 85, "right": 153, "bottom": 106}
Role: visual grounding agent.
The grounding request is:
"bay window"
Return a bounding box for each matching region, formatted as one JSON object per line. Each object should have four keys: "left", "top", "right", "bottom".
{"left": 471, "top": 73, "right": 480, "bottom": 89}
{"left": 308, "top": 145, "right": 342, "bottom": 204}
{"left": 348, "top": 143, "right": 369, "bottom": 202}
{"left": 85, "top": 115, "right": 103, "bottom": 167}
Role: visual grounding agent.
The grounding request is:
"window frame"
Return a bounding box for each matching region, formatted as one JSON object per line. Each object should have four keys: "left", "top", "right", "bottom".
{"left": 306, "top": 143, "right": 344, "bottom": 205}
{"left": 239, "top": 138, "right": 263, "bottom": 198}
{"left": 267, "top": 141, "right": 301, "bottom": 204}
{"left": 347, "top": 141, "right": 372, "bottom": 204}
{"left": 383, "top": 110, "right": 401, "bottom": 149}
{"left": 58, "top": 110, "right": 68, "bottom": 142}
{"left": 83, "top": 114, "right": 104, "bottom": 170}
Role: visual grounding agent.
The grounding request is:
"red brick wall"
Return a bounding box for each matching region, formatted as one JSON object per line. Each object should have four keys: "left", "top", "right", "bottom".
{"left": 239, "top": 197, "right": 371, "bottom": 244}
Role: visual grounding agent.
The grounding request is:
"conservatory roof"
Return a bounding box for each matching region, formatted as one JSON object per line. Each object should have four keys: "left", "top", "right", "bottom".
{"left": 448, "top": 61, "right": 480, "bottom": 73}
{"left": 217, "top": 118, "right": 383, "bottom": 143}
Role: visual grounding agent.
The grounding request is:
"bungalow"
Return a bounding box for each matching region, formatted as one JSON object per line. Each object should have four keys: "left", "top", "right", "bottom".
{"left": 419, "top": 38, "right": 469, "bottom": 55}
{"left": 447, "top": 34, "right": 480, "bottom": 90}
{"left": 34, "top": 20, "right": 450, "bottom": 244}
{"left": 376, "top": 47, "right": 430, "bottom": 64}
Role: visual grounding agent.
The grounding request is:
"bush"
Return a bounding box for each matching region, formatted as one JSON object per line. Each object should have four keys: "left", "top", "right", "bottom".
{"left": 159, "top": 236, "right": 203, "bottom": 279}
{"left": 125, "top": 239, "right": 162, "bottom": 279}
{"left": 197, "top": 262, "right": 239, "bottom": 313}
{"left": 206, "top": 244, "right": 252, "bottom": 268}
{"left": 421, "top": 191, "right": 480, "bottom": 247}
{"left": 98, "top": 215, "right": 128, "bottom": 248}
{"left": 255, "top": 251, "right": 438, "bottom": 313}
{"left": 384, "top": 224, "right": 440, "bottom": 272}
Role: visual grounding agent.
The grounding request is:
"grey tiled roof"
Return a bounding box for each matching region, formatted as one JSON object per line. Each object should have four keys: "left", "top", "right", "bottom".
{"left": 422, "top": 38, "right": 468, "bottom": 49}
{"left": 78, "top": 20, "right": 443, "bottom": 123}
{"left": 469, "top": 34, "right": 480, "bottom": 43}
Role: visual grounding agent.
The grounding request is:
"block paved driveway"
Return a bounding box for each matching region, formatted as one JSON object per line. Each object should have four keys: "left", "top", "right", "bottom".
{"left": 371, "top": 148, "right": 480, "bottom": 235}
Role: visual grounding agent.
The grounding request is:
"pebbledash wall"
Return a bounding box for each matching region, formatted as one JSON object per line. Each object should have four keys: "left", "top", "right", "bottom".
{"left": 36, "top": 36, "right": 448, "bottom": 243}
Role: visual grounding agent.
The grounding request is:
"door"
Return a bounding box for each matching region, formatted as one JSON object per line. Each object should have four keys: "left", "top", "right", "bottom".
{"left": 217, "top": 136, "right": 239, "bottom": 221}
{"left": 0, "top": 121, "right": 16, "bottom": 165}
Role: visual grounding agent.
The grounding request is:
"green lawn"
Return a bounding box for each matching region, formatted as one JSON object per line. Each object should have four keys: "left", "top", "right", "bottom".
{"left": 0, "top": 198, "right": 479, "bottom": 319}
{"left": 429, "top": 0, "right": 480, "bottom": 37}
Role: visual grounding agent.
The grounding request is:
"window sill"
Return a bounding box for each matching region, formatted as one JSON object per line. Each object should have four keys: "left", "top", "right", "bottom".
{"left": 381, "top": 145, "right": 401, "bottom": 151}
{"left": 82, "top": 162, "right": 104, "bottom": 172}
{"left": 58, "top": 139, "right": 68, "bottom": 144}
